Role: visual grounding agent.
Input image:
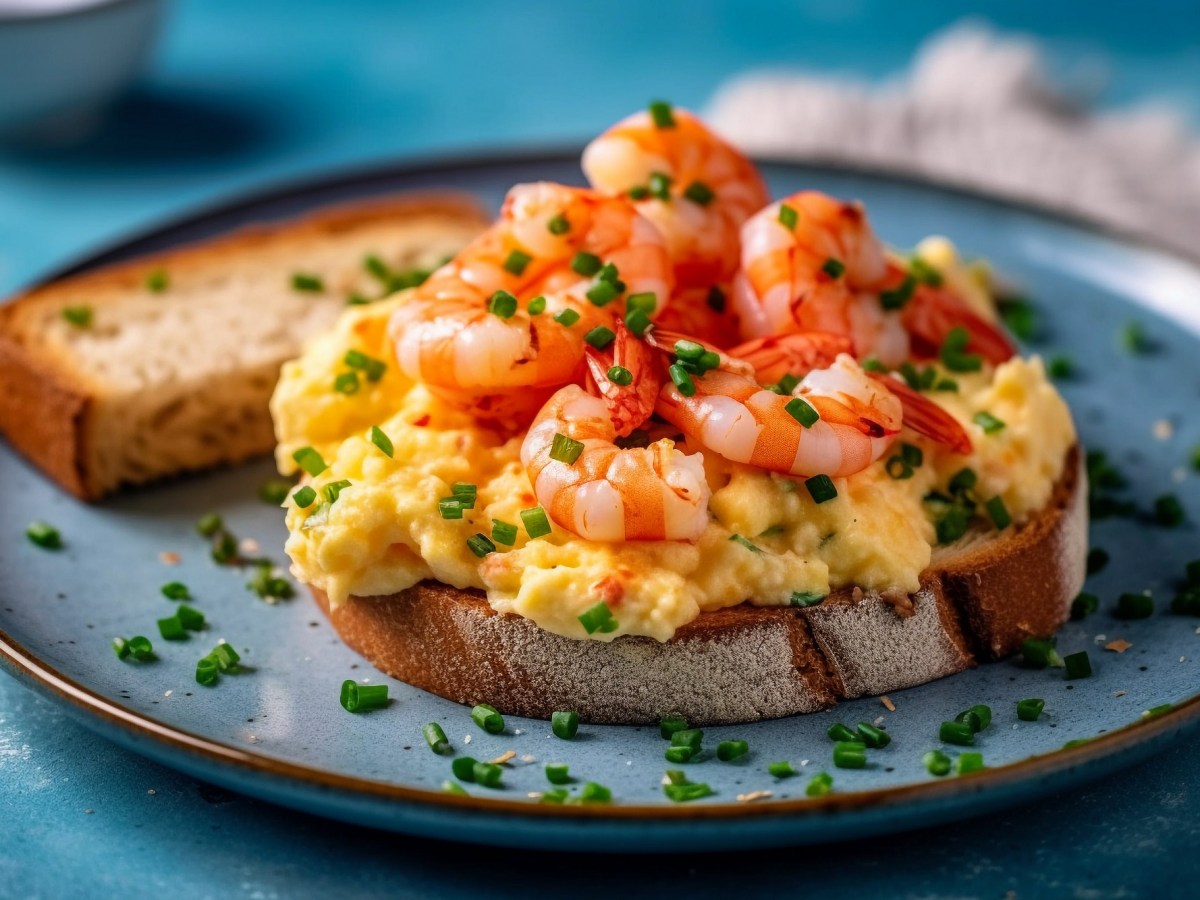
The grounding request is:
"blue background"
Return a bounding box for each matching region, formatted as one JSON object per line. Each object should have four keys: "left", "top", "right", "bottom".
{"left": 3, "top": 1, "right": 1199, "bottom": 896}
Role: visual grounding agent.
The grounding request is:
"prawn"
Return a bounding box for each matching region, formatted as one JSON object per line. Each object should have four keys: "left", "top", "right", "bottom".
{"left": 656, "top": 353, "right": 904, "bottom": 478}
{"left": 732, "top": 191, "right": 1014, "bottom": 367}
{"left": 582, "top": 103, "right": 769, "bottom": 290}
{"left": 389, "top": 182, "right": 673, "bottom": 425}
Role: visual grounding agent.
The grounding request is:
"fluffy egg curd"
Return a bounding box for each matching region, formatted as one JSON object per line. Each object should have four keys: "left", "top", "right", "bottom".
{"left": 271, "top": 240, "right": 1076, "bottom": 643}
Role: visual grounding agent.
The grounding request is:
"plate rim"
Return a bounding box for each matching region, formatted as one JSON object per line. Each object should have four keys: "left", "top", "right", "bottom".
{"left": 4, "top": 150, "right": 1200, "bottom": 826}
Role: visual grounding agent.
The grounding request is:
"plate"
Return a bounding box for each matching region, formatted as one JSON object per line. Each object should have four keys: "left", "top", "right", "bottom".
{"left": 3, "top": 152, "right": 1200, "bottom": 852}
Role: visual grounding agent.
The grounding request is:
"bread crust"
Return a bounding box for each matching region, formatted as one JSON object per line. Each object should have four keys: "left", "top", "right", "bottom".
{"left": 0, "top": 193, "right": 489, "bottom": 500}
{"left": 313, "top": 445, "right": 1085, "bottom": 725}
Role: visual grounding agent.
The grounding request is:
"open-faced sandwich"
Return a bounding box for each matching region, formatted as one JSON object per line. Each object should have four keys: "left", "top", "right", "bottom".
{"left": 272, "top": 104, "right": 1085, "bottom": 725}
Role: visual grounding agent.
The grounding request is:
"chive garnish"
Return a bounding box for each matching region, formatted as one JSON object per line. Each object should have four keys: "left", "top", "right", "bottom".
{"left": 728, "top": 533, "right": 761, "bottom": 553}
{"left": 806, "top": 772, "right": 834, "bottom": 797}
{"left": 502, "top": 249, "right": 532, "bottom": 276}
{"left": 571, "top": 252, "right": 602, "bottom": 276}
{"left": 683, "top": 181, "right": 715, "bottom": 206}
{"left": 973, "top": 411, "right": 1006, "bottom": 434}
{"left": 805, "top": 474, "right": 838, "bottom": 504}
{"left": 985, "top": 496, "right": 1011, "bottom": 530}
{"left": 1070, "top": 592, "right": 1099, "bottom": 620}
{"left": 955, "top": 752, "right": 985, "bottom": 775}
{"left": 176, "top": 604, "right": 204, "bottom": 631}
{"left": 954, "top": 704, "right": 992, "bottom": 733}
{"left": 545, "top": 763, "right": 571, "bottom": 784}
{"left": 145, "top": 269, "right": 169, "bottom": 293}
{"left": 451, "top": 756, "right": 478, "bottom": 782}
{"left": 333, "top": 372, "right": 360, "bottom": 395}
{"left": 717, "top": 740, "right": 749, "bottom": 762}
{"left": 586, "top": 280, "right": 621, "bottom": 306}
{"left": 1115, "top": 592, "right": 1153, "bottom": 620}
{"left": 665, "top": 746, "right": 694, "bottom": 763}
{"left": 606, "top": 365, "right": 633, "bottom": 386}
{"left": 668, "top": 364, "right": 696, "bottom": 397}
{"left": 551, "top": 710, "right": 580, "bottom": 739}
{"left": 369, "top": 426, "right": 394, "bottom": 458}
{"left": 1119, "top": 321, "right": 1151, "bottom": 354}
{"left": 550, "top": 432, "right": 585, "bottom": 464}
{"left": 291, "top": 272, "right": 324, "bottom": 293}
{"left": 1020, "top": 637, "right": 1062, "bottom": 669}
{"left": 62, "top": 306, "right": 93, "bottom": 328}
{"left": 790, "top": 591, "right": 826, "bottom": 608}
{"left": 259, "top": 479, "right": 293, "bottom": 505}
{"left": 768, "top": 761, "right": 797, "bottom": 778}
{"left": 1064, "top": 651, "right": 1093, "bottom": 679}
{"left": 472, "top": 762, "right": 503, "bottom": 788}
{"left": 659, "top": 714, "right": 688, "bottom": 739}
{"left": 520, "top": 506, "right": 552, "bottom": 538}
{"left": 784, "top": 396, "right": 819, "bottom": 428}
{"left": 547, "top": 214, "right": 570, "bottom": 235}
{"left": 439, "top": 495, "right": 465, "bottom": 520}
{"left": 648, "top": 171, "right": 672, "bottom": 201}
{"left": 1048, "top": 355, "right": 1074, "bottom": 379}
{"left": 1087, "top": 547, "right": 1110, "bottom": 574}
{"left": 196, "top": 514, "right": 223, "bottom": 536}
{"left": 939, "top": 326, "right": 983, "bottom": 372}
{"left": 585, "top": 325, "right": 616, "bottom": 349}
{"left": 292, "top": 486, "right": 317, "bottom": 509}
{"left": 998, "top": 297, "right": 1037, "bottom": 341}
{"left": 833, "top": 741, "right": 867, "bottom": 769}
{"left": 855, "top": 722, "right": 891, "bottom": 749}
{"left": 671, "top": 729, "right": 703, "bottom": 752}
{"left": 554, "top": 308, "right": 581, "bottom": 327}
{"left": 292, "top": 447, "right": 327, "bottom": 477}
{"left": 938, "top": 721, "right": 974, "bottom": 746}
{"left": 157, "top": 615, "right": 187, "bottom": 641}
{"left": 195, "top": 657, "right": 218, "bottom": 685}
{"left": 648, "top": 100, "right": 676, "bottom": 128}
{"left": 777, "top": 204, "right": 798, "bottom": 230}
{"left": 664, "top": 777, "right": 715, "bottom": 803}
{"left": 451, "top": 483, "right": 477, "bottom": 507}
{"left": 821, "top": 258, "right": 845, "bottom": 279}
{"left": 112, "top": 637, "right": 131, "bottom": 660}
{"left": 340, "top": 680, "right": 388, "bottom": 712}
{"left": 827, "top": 723, "right": 857, "bottom": 743}
{"left": 25, "top": 521, "right": 62, "bottom": 550}
{"left": 578, "top": 601, "right": 618, "bottom": 635}
{"left": 470, "top": 703, "right": 505, "bottom": 734}
{"left": 491, "top": 519, "right": 518, "bottom": 546}
{"left": 466, "top": 533, "right": 496, "bottom": 558}
{"left": 322, "top": 479, "right": 352, "bottom": 504}
{"left": 924, "top": 750, "right": 952, "bottom": 776}
{"left": 161, "top": 581, "right": 190, "bottom": 601}
{"left": 1017, "top": 698, "right": 1045, "bottom": 721}
{"left": 488, "top": 290, "right": 518, "bottom": 319}
{"left": 908, "top": 257, "right": 943, "bottom": 287}
{"left": 527, "top": 295, "right": 546, "bottom": 315}
{"left": 880, "top": 276, "right": 916, "bottom": 311}
{"left": 422, "top": 722, "right": 451, "bottom": 755}
{"left": 344, "top": 350, "right": 387, "bottom": 381}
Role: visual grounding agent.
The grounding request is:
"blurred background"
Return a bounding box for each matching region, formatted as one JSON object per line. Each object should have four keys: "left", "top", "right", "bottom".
{"left": 1, "top": 0, "right": 1198, "bottom": 296}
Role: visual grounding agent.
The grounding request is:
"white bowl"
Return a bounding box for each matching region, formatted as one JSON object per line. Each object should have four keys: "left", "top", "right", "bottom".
{"left": 0, "top": 0, "right": 165, "bottom": 140}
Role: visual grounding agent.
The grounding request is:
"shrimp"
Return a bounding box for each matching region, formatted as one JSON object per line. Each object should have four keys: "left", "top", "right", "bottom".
{"left": 732, "top": 191, "right": 1013, "bottom": 367}
{"left": 389, "top": 182, "right": 673, "bottom": 424}
{"left": 656, "top": 354, "right": 902, "bottom": 478}
{"left": 583, "top": 320, "right": 663, "bottom": 438}
{"left": 521, "top": 384, "right": 710, "bottom": 542}
{"left": 653, "top": 285, "right": 742, "bottom": 349}
{"left": 582, "top": 104, "right": 769, "bottom": 290}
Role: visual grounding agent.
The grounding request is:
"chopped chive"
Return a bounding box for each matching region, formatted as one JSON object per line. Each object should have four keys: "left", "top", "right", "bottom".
{"left": 665, "top": 746, "right": 694, "bottom": 763}
{"left": 571, "top": 252, "right": 602, "bottom": 277}
{"left": 25, "top": 521, "right": 62, "bottom": 550}
{"left": 903, "top": 441, "right": 925, "bottom": 465}
{"left": 860, "top": 356, "right": 887, "bottom": 373}
{"left": 789, "top": 591, "right": 826, "bottom": 608}
{"left": 908, "top": 257, "right": 943, "bottom": 287}
{"left": 502, "top": 249, "right": 532, "bottom": 276}
{"left": 62, "top": 306, "right": 93, "bottom": 328}
{"left": 768, "top": 760, "right": 797, "bottom": 778}
{"left": 664, "top": 780, "right": 714, "bottom": 802}
{"left": 669, "top": 364, "right": 696, "bottom": 397}
{"left": 157, "top": 615, "right": 187, "bottom": 641}
{"left": 549, "top": 432, "right": 585, "bottom": 464}
{"left": 176, "top": 604, "right": 205, "bottom": 631}
{"left": 520, "top": 506, "right": 552, "bottom": 539}
{"left": 196, "top": 514, "right": 223, "bottom": 538}
{"left": 806, "top": 771, "right": 834, "bottom": 797}
{"left": 777, "top": 373, "right": 801, "bottom": 395}
{"left": 577, "top": 782, "right": 611, "bottom": 804}
{"left": 538, "top": 789, "right": 568, "bottom": 804}
{"left": 683, "top": 181, "right": 715, "bottom": 206}
{"left": 985, "top": 496, "right": 1011, "bottom": 530}
{"left": 472, "top": 762, "right": 503, "bottom": 788}
{"left": 368, "top": 426, "right": 394, "bottom": 458}
{"left": 346, "top": 294, "right": 372, "bottom": 306}
{"left": 785, "top": 397, "right": 819, "bottom": 428}
{"left": 880, "top": 275, "right": 916, "bottom": 311}
{"left": 209, "top": 643, "right": 240, "bottom": 670}
{"left": 466, "top": 533, "right": 496, "bottom": 558}
{"left": 247, "top": 564, "right": 293, "bottom": 601}
{"left": 343, "top": 350, "right": 387, "bottom": 382}
{"left": 210, "top": 530, "right": 238, "bottom": 564}
{"left": 578, "top": 601, "right": 618, "bottom": 635}
{"left": 938, "top": 721, "right": 974, "bottom": 746}
{"left": 1017, "top": 698, "right": 1045, "bottom": 721}
{"left": 470, "top": 703, "right": 505, "bottom": 734}
{"left": 491, "top": 519, "right": 518, "bottom": 546}
{"left": 1070, "top": 592, "right": 1100, "bottom": 621}
{"left": 291, "top": 272, "right": 324, "bottom": 293}
{"left": 671, "top": 729, "right": 703, "bottom": 752}
{"left": 195, "top": 657, "right": 218, "bottom": 685}
{"left": 112, "top": 637, "right": 130, "bottom": 660}
{"left": 547, "top": 214, "right": 570, "bottom": 235}
{"left": 673, "top": 339, "right": 706, "bottom": 361}
{"left": 973, "top": 411, "right": 1006, "bottom": 434}
{"left": 648, "top": 100, "right": 676, "bottom": 128}
{"left": 553, "top": 308, "right": 581, "bottom": 327}
{"left": 728, "top": 533, "right": 761, "bottom": 553}
{"left": 940, "top": 327, "right": 983, "bottom": 372}
{"left": 1115, "top": 592, "right": 1154, "bottom": 620}
{"left": 935, "top": 378, "right": 959, "bottom": 392}
{"left": 805, "top": 474, "right": 838, "bottom": 504}
{"left": 451, "top": 482, "right": 476, "bottom": 506}
{"left": 443, "top": 780, "right": 469, "bottom": 796}
{"left": 451, "top": 756, "right": 477, "bottom": 782}
{"left": 648, "top": 171, "right": 672, "bottom": 201}
{"left": 855, "top": 722, "right": 891, "bottom": 749}
{"left": 586, "top": 280, "right": 622, "bottom": 306}
{"left": 340, "top": 680, "right": 389, "bottom": 712}
{"left": 1142, "top": 703, "right": 1174, "bottom": 719}
{"left": 955, "top": 752, "right": 985, "bottom": 775}
{"left": 1119, "top": 321, "right": 1151, "bottom": 354}
{"left": 626, "top": 291, "right": 657, "bottom": 314}
{"left": 625, "top": 307, "right": 652, "bottom": 337}
{"left": 998, "top": 298, "right": 1037, "bottom": 342}
{"left": 145, "top": 269, "right": 169, "bottom": 293}
{"left": 659, "top": 714, "right": 688, "bottom": 739}
{"left": 628, "top": 186, "right": 651, "bottom": 200}
{"left": 924, "top": 749, "right": 952, "bottom": 777}
{"left": 161, "top": 581, "right": 190, "bottom": 601}
{"left": 1048, "top": 355, "right": 1074, "bottom": 379}
{"left": 833, "top": 741, "right": 867, "bottom": 769}
{"left": 292, "top": 447, "right": 327, "bottom": 477}
{"left": 584, "top": 325, "right": 616, "bottom": 349}
{"left": 1087, "top": 548, "right": 1110, "bottom": 575}
{"left": 778, "top": 204, "right": 798, "bottom": 230}
{"left": 1064, "top": 650, "right": 1092, "bottom": 679}
{"left": 291, "top": 485, "right": 318, "bottom": 509}
{"left": 551, "top": 710, "right": 580, "bottom": 739}
{"left": 124, "top": 636, "right": 154, "bottom": 661}
{"left": 821, "top": 258, "right": 845, "bottom": 279}
{"left": 1020, "top": 637, "right": 1063, "bottom": 669}
{"left": 333, "top": 372, "right": 360, "bottom": 394}
{"left": 545, "top": 763, "right": 571, "bottom": 784}
{"left": 886, "top": 456, "right": 914, "bottom": 480}
{"left": 259, "top": 479, "right": 293, "bottom": 505}
{"left": 948, "top": 467, "right": 977, "bottom": 494}
{"left": 954, "top": 704, "right": 992, "bottom": 733}
{"left": 717, "top": 740, "right": 749, "bottom": 762}
{"left": 827, "top": 723, "right": 858, "bottom": 743}
{"left": 527, "top": 295, "right": 546, "bottom": 315}
{"left": 1155, "top": 494, "right": 1185, "bottom": 528}
{"left": 488, "top": 290, "right": 518, "bottom": 319}
{"left": 935, "top": 504, "right": 970, "bottom": 544}
{"left": 606, "top": 365, "right": 633, "bottom": 386}
{"left": 322, "top": 479, "right": 352, "bottom": 504}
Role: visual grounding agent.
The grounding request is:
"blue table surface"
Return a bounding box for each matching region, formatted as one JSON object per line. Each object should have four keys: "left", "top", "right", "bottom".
{"left": 3, "top": 1, "right": 1200, "bottom": 896}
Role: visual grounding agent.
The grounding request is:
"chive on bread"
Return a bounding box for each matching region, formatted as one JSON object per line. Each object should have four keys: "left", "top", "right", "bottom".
{"left": 0, "top": 195, "right": 489, "bottom": 499}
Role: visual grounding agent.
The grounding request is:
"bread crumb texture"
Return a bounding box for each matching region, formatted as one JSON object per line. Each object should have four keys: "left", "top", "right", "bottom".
{"left": 275, "top": 254, "right": 1075, "bottom": 643}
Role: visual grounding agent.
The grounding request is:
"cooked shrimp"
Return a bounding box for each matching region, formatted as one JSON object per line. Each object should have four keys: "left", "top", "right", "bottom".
{"left": 656, "top": 354, "right": 902, "bottom": 478}
{"left": 732, "top": 191, "right": 1013, "bottom": 367}
{"left": 521, "top": 384, "right": 710, "bottom": 542}
{"left": 582, "top": 104, "right": 769, "bottom": 290}
{"left": 653, "top": 285, "right": 742, "bottom": 349}
{"left": 389, "top": 182, "right": 673, "bottom": 420}
{"left": 583, "top": 320, "right": 663, "bottom": 438}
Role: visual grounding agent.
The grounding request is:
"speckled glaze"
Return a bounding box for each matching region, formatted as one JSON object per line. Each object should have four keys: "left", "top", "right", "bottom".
{"left": 3, "top": 156, "right": 1200, "bottom": 852}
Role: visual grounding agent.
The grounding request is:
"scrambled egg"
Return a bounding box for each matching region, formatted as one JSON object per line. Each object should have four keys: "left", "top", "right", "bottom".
{"left": 272, "top": 248, "right": 1076, "bottom": 643}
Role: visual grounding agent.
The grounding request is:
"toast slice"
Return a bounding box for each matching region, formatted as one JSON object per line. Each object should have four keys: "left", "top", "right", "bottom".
{"left": 0, "top": 195, "right": 489, "bottom": 500}
{"left": 313, "top": 444, "right": 1085, "bottom": 725}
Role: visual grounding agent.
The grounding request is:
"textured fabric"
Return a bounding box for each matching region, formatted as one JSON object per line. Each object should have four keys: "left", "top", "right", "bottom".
{"left": 708, "top": 24, "right": 1200, "bottom": 261}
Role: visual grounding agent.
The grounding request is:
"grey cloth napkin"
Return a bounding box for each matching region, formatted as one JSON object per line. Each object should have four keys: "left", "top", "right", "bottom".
{"left": 707, "top": 23, "right": 1200, "bottom": 262}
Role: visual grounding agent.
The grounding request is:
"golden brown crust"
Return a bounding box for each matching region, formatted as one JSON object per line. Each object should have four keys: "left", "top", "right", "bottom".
{"left": 313, "top": 445, "right": 1086, "bottom": 724}
{"left": 0, "top": 193, "right": 489, "bottom": 500}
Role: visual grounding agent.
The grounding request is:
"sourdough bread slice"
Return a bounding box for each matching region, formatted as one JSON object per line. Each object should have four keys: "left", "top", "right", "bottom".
{"left": 0, "top": 195, "right": 489, "bottom": 499}
{"left": 313, "top": 444, "right": 1085, "bottom": 725}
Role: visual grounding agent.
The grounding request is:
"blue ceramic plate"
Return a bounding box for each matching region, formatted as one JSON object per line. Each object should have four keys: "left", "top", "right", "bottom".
{"left": 3, "top": 154, "right": 1200, "bottom": 852}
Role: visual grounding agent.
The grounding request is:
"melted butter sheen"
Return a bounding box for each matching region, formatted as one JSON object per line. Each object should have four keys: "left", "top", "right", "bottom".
{"left": 272, "top": 257, "right": 1076, "bottom": 642}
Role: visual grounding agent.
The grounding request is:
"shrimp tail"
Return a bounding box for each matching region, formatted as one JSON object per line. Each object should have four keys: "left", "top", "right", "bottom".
{"left": 901, "top": 284, "right": 1016, "bottom": 365}
{"left": 728, "top": 332, "right": 855, "bottom": 385}
{"left": 870, "top": 373, "right": 973, "bottom": 454}
{"left": 584, "top": 320, "right": 662, "bottom": 437}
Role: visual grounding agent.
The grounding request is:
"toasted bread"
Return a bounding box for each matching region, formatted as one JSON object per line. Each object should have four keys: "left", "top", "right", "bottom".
{"left": 312, "top": 444, "right": 1085, "bottom": 725}
{"left": 0, "top": 194, "right": 489, "bottom": 499}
